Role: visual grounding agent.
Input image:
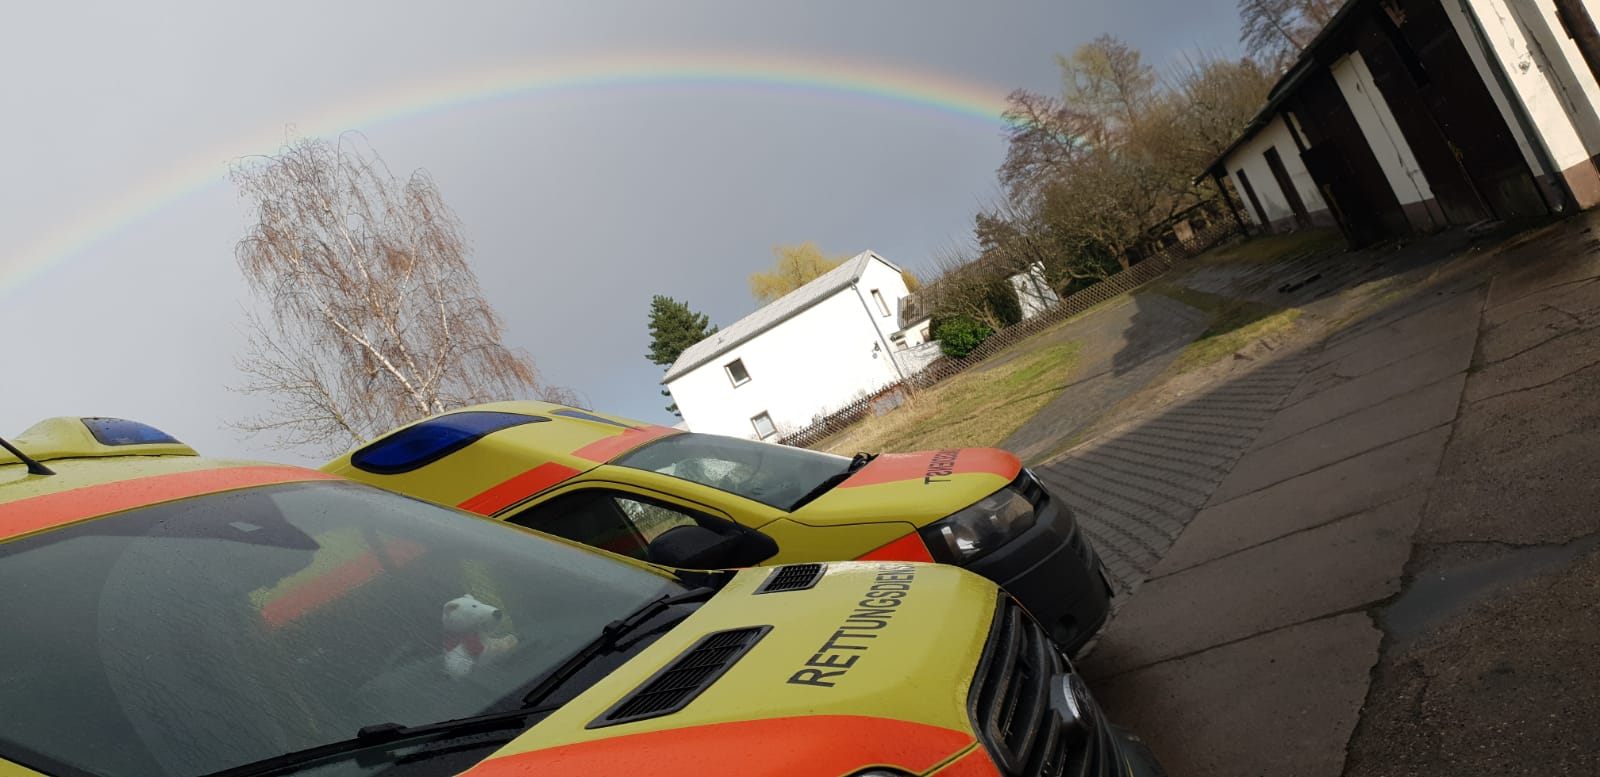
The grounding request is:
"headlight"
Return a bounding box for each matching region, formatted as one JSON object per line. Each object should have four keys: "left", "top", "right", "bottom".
{"left": 920, "top": 488, "right": 1036, "bottom": 563}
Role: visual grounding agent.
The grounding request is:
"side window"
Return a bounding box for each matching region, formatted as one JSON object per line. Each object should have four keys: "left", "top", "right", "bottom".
{"left": 505, "top": 490, "right": 718, "bottom": 560}
{"left": 751, "top": 412, "right": 777, "bottom": 440}
{"left": 614, "top": 496, "right": 698, "bottom": 541}
{"left": 504, "top": 491, "right": 650, "bottom": 559}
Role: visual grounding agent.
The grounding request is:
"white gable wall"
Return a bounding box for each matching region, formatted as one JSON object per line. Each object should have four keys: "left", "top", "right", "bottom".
{"left": 668, "top": 286, "right": 904, "bottom": 440}
{"left": 1225, "top": 114, "right": 1330, "bottom": 229}
{"left": 854, "top": 257, "right": 914, "bottom": 345}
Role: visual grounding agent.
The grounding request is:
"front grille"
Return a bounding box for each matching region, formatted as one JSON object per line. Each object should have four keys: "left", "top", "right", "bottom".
{"left": 970, "top": 600, "right": 1121, "bottom": 776}
{"left": 589, "top": 626, "right": 770, "bottom": 728}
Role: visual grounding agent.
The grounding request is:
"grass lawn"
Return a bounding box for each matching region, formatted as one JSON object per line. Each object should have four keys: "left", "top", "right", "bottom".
{"left": 1148, "top": 283, "right": 1304, "bottom": 375}
{"left": 817, "top": 341, "right": 1082, "bottom": 455}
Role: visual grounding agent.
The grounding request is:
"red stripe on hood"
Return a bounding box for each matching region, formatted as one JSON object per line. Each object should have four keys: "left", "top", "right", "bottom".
{"left": 838, "top": 448, "right": 1021, "bottom": 489}
{"left": 464, "top": 715, "right": 972, "bottom": 777}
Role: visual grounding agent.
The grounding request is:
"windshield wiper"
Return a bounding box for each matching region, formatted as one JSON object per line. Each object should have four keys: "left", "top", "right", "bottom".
{"left": 204, "top": 586, "right": 717, "bottom": 777}
{"left": 519, "top": 586, "right": 717, "bottom": 709}
{"left": 788, "top": 452, "right": 877, "bottom": 512}
{"left": 201, "top": 703, "right": 563, "bottom": 777}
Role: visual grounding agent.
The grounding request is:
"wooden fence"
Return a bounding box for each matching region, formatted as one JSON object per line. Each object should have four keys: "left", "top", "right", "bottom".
{"left": 777, "top": 217, "right": 1243, "bottom": 449}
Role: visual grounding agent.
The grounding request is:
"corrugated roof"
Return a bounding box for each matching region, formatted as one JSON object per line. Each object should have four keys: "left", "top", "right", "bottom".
{"left": 661, "top": 251, "right": 899, "bottom": 383}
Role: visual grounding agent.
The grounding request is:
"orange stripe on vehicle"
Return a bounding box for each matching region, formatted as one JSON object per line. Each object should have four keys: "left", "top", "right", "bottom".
{"left": 260, "top": 538, "right": 425, "bottom": 627}
{"left": 570, "top": 425, "right": 679, "bottom": 463}
{"left": 464, "top": 715, "right": 971, "bottom": 777}
{"left": 936, "top": 747, "right": 1005, "bottom": 776}
{"left": 838, "top": 448, "right": 1021, "bottom": 488}
{"left": 458, "top": 462, "right": 582, "bottom": 515}
{"left": 0, "top": 466, "right": 338, "bottom": 542}
{"left": 858, "top": 532, "right": 935, "bottom": 562}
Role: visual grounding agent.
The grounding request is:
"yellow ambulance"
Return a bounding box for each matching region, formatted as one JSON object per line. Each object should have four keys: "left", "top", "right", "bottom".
{"left": 0, "top": 416, "right": 1161, "bottom": 776}
{"left": 325, "top": 401, "right": 1114, "bottom": 654}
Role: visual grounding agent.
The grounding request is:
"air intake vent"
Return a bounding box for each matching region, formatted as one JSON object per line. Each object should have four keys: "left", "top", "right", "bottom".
{"left": 755, "top": 563, "right": 826, "bottom": 594}
{"left": 589, "top": 626, "right": 771, "bottom": 728}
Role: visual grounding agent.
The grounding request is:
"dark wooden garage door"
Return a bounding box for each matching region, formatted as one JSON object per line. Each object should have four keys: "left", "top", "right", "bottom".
{"left": 1356, "top": 8, "right": 1491, "bottom": 225}
{"left": 1291, "top": 67, "right": 1411, "bottom": 247}
{"left": 1395, "top": 0, "right": 1547, "bottom": 218}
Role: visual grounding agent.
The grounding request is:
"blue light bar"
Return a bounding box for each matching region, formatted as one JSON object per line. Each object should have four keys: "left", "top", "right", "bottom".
{"left": 350, "top": 411, "right": 547, "bottom": 475}
{"left": 80, "top": 417, "right": 182, "bottom": 446}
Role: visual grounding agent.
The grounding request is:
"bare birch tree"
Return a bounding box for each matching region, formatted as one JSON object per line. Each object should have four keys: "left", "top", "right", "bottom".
{"left": 229, "top": 134, "right": 577, "bottom": 455}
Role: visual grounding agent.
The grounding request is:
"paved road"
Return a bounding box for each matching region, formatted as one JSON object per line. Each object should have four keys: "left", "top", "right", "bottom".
{"left": 1024, "top": 218, "right": 1600, "bottom": 775}
{"left": 997, "top": 294, "right": 1209, "bottom": 466}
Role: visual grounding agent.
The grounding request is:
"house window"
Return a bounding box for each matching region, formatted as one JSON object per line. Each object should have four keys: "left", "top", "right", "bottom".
{"left": 751, "top": 412, "right": 777, "bottom": 440}
{"left": 871, "top": 289, "right": 890, "bottom": 317}
{"left": 725, "top": 358, "right": 750, "bottom": 387}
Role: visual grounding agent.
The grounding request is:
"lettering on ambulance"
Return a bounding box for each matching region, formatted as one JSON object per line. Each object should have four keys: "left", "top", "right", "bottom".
{"left": 787, "top": 564, "right": 916, "bottom": 688}
{"left": 923, "top": 449, "right": 960, "bottom": 484}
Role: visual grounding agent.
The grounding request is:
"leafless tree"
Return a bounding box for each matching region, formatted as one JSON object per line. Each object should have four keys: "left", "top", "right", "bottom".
{"left": 1238, "top": 0, "right": 1342, "bottom": 71}
{"left": 228, "top": 134, "right": 578, "bottom": 456}
{"left": 1149, "top": 55, "right": 1277, "bottom": 175}
{"left": 1060, "top": 34, "right": 1159, "bottom": 143}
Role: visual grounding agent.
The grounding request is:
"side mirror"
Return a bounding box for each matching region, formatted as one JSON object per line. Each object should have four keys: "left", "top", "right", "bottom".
{"left": 646, "top": 525, "right": 778, "bottom": 570}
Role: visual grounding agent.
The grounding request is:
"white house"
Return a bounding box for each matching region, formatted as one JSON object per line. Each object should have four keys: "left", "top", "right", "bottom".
{"left": 663, "top": 251, "right": 921, "bottom": 440}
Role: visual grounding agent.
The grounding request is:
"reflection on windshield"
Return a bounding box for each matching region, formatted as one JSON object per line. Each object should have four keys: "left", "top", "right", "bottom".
{"left": 0, "top": 482, "right": 680, "bottom": 777}
{"left": 611, "top": 433, "right": 852, "bottom": 510}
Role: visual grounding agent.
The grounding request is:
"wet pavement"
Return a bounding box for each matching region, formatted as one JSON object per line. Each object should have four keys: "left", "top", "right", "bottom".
{"left": 1020, "top": 216, "right": 1600, "bottom": 776}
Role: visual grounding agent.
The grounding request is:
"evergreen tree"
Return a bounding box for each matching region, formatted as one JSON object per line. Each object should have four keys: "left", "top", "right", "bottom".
{"left": 646, "top": 295, "right": 718, "bottom": 416}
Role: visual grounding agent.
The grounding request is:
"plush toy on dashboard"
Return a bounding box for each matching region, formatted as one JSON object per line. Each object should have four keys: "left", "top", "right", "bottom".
{"left": 441, "top": 594, "right": 519, "bottom": 679}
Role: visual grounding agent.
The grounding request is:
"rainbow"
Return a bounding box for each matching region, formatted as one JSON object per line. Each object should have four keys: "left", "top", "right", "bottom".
{"left": 1, "top": 50, "right": 1016, "bottom": 296}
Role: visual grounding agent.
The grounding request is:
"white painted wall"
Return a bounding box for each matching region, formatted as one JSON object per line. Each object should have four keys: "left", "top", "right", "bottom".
{"left": 1332, "top": 51, "right": 1436, "bottom": 207}
{"left": 892, "top": 340, "right": 943, "bottom": 376}
{"left": 1008, "top": 262, "right": 1060, "bottom": 320}
{"left": 894, "top": 315, "right": 933, "bottom": 348}
{"left": 1224, "top": 114, "right": 1330, "bottom": 228}
{"left": 667, "top": 256, "right": 913, "bottom": 439}
{"left": 854, "top": 258, "right": 914, "bottom": 347}
{"left": 1458, "top": 0, "right": 1600, "bottom": 173}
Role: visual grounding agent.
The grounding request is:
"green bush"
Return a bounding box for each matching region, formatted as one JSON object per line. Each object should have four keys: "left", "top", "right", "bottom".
{"left": 932, "top": 316, "right": 994, "bottom": 358}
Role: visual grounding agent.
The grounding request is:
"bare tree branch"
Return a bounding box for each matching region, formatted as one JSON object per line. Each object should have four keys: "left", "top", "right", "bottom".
{"left": 228, "top": 134, "right": 577, "bottom": 456}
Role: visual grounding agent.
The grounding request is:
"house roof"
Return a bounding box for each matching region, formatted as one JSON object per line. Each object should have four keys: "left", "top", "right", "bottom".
{"left": 1196, "top": 0, "right": 1371, "bottom": 182}
{"left": 661, "top": 251, "right": 900, "bottom": 383}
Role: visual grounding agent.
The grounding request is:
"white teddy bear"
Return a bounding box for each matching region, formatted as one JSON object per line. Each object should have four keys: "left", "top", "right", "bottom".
{"left": 441, "top": 594, "right": 519, "bottom": 679}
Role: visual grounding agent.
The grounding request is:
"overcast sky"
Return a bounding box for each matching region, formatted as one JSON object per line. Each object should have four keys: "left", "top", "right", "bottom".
{"left": 0, "top": 0, "right": 1243, "bottom": 465}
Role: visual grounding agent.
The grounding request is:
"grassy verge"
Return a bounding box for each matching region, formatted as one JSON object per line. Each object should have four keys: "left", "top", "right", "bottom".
{"left": 817, "top": 341, "right": 1082, "bottom": 454}
{"left": 970, "top": 293, "right": 1137, "bottom": 374}
{"left": 1148, "top": 283, "right": 1303, "bottom": 374}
